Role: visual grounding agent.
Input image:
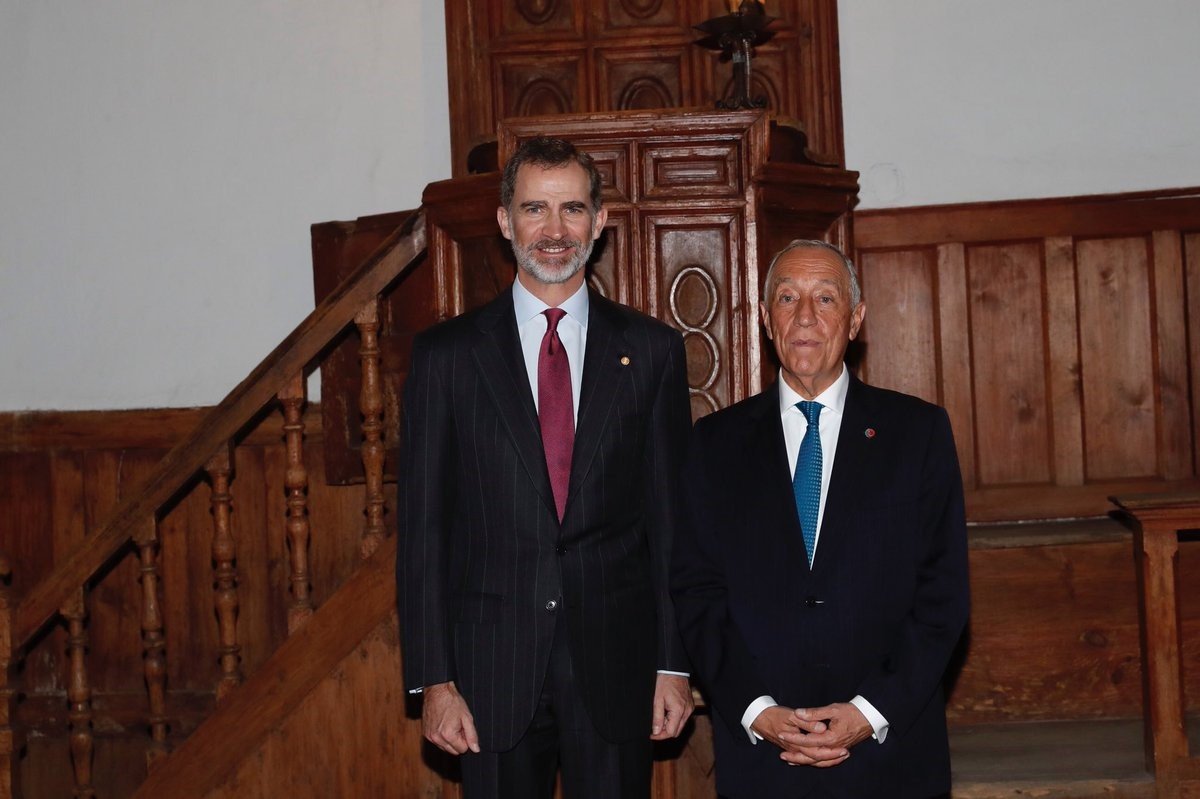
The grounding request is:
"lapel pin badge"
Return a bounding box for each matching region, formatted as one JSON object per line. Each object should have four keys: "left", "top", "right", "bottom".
{"left": 864, "top": 428, "right": 876, "bottom": 439}
{"left": 619, "top": 355, "right": 631, "bottom": 366}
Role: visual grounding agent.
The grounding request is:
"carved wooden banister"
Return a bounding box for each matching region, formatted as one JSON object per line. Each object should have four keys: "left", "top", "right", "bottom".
{"left": 1111, "top": 490, "right": 1200, "bottom": 797}
{"left": 11, "top": 209, "right": 426, "bottom": 651}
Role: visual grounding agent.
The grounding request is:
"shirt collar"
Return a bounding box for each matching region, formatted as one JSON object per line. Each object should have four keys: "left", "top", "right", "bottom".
{"left": 777, "top": 363, "right": 849, "bottom": 417}
{"left": 512, "top": 276, "right": 590, "bottom": 329}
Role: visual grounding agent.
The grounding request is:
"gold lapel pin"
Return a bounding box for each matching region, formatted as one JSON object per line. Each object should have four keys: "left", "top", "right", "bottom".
{"left": 619, "top": 355, "right": 631, "bottom": 366}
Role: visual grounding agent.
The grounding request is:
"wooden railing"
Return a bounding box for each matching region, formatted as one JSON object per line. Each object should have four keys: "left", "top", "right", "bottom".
{"left": 0, "top": 209, "right": 426, "bottom": 798}
{"left": 1112, "top": 491, "right": 1200, "bottom": 799}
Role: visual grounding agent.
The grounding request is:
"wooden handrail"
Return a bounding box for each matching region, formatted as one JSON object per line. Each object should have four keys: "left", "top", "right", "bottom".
{"left": 12, "top": 209, "right": 426, "bottom": 650}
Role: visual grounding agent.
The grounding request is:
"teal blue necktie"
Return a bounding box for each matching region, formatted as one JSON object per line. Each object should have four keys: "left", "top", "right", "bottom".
{"left": 793, "top": 400, "right": 823, "bottom": 569}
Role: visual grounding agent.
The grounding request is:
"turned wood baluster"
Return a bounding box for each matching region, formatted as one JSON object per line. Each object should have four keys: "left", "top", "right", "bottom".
{"left": 0, "top": 553, "right": 22, "bottom": 799}
{"left": 279, "top": 373, "right": 314, "bottom": 633}
{"left": 63, "top": 589, "right": 94, "bottom": 799}
{"left": 356, "top": 298, "right": 387, "bottom": 560}
{"left": 135, "top": 518, "right": 169, "bottom": 769}
{"left": 206, "top": 444, "right": 242, "bottom": 701}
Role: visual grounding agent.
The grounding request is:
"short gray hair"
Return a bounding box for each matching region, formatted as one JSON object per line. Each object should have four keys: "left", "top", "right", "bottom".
{"left": 762, "top": 239, "right": 861, "bottom": 307}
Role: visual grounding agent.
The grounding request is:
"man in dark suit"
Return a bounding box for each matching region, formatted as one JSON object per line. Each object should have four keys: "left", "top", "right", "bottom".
{"left": 398, "top": 136, "right": 693, "bottom": 799}
{"left": 671, "top": 240, "right": 969, "bottom": 798}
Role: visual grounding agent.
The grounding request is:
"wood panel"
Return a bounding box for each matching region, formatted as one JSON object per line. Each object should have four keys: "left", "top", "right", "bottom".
{"left": 444, "top": 0, "right": 845, "bottom": 176}
{"left": 857, "top": 248, "right": 938, "bottom": 404}
{"left": 967, "top": 242, "right": 1053, "bottom": 487}
{"left": 853, "top": 189, "right": 1200, "bottom": 521}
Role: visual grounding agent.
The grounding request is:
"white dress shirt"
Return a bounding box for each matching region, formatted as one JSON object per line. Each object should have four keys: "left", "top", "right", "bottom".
{"left": 513, "top": 277, "right": 588, "bottom": 421}
{"left": 513, "top": 278, "right": 687, "bottom": 680}
{"left": 740, "top": 365, "right": 889, "bottom": 744}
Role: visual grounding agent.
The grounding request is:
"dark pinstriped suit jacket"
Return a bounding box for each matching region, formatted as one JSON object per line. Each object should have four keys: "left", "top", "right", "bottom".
{"left": 671, "top": 376, "right": 970, "bottom": 798}
{"left": 398, "top": 285, "right": 691, "bottom": 752}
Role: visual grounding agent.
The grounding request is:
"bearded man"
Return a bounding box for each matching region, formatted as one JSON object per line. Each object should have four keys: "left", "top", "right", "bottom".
{"left": 398, "top": 136, "right": 694, "bottom": 799}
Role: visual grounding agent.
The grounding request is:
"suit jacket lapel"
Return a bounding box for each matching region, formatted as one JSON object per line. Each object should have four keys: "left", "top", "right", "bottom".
{"left": 566, "top": 292, "right": 627, "bottom": 510}
{"left": 748, "top": 383, "right": 812, "bottom": 570}
{"left": 816, "top": 374, "right": 872, "bottom": 571}
{"left": 470, "top": 288, "right": 558, "bottom": 517}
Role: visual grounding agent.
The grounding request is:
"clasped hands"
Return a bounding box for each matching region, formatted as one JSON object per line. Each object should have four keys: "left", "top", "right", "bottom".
{"left": 750, "top": 702, "right": 873, "bottom": 767}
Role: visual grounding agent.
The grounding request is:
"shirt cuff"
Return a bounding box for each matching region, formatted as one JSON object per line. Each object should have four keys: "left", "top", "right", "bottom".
{"left": 657, "top": 670, "right": 690, "bottom": 677}
{"left": 849, "top": 695, "right": 889, "bottom": 743}
{"left": 741, "top": 695, "right": 778, "bottom": 744}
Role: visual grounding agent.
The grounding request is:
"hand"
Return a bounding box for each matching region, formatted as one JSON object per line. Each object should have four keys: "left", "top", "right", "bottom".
{"left": 650, "top": 674, "right": 694, "bottom": 740}
{"left": 750, "top": 706, "right": 846, "bottom": 767}
{"left": 777, "top": 702, "right": 872, "bottom": 766}
{"left": 421, "top": 681, "right": 480, "bottom": 755}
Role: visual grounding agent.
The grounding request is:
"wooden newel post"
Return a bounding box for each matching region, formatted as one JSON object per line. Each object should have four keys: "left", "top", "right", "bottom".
{"left": 1111, "top": 491, "right": 1200, "bottom": 798}
{"left": 0, "top": 553, "right": 22, "bottom": 799}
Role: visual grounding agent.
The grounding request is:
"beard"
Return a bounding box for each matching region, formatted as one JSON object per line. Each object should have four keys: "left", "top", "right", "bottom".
{"left": 511, "top": 236, "right": 596, "bottom": 285}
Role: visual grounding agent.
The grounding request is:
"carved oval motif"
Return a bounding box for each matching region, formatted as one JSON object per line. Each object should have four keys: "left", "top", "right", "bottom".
{"left": 516, "top": 0, "right": 559, "bottom": 25}
{"left": 682, "top": 331, "right": 719, "bottom": 391}
{"left": 618, "top": 77, "right": 673, "bottom": 111}
{"left": 620, "top": 0, "right": 664, "bottom": 20}
{"left": 671, "top": 267, "right": 718, "bottom": 329}
{"left": 670, "top": 266, "right": 721, "bottom": 393}
{"left": 690, "top": 390, "right": 719, "bottom": 419}
{"left": 515, "top": 79, "right": 571, "bottom": 116}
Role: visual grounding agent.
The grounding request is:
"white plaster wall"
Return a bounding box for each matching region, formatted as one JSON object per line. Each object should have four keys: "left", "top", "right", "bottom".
{"left": 0, "top": 1, "right": 450, "bottom": 410}
{"left": 3, "top": 3, "right": 1199, "bottom": 409}
{"left": 841, "top": 1, "right": 1200, "bottom": 208}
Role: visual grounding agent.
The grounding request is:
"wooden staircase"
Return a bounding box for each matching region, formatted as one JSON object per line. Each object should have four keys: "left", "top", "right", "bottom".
{"left": 0, "top": 209, "right": 429, "bottom": 798}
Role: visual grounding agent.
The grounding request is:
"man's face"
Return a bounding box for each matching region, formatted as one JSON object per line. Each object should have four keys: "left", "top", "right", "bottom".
{"left": 760, "top": 247, "right": 866, "bottom": 399}
{"left": 497, "top": 162, "right": 607, "bottom": 293}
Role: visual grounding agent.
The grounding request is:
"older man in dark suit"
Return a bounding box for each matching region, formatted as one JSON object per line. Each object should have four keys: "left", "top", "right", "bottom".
{"left": 398, "top": 136, "right": 693, "bottom": 799}
{"left": 671, "top": 240, "right": 969, "bottom": 798}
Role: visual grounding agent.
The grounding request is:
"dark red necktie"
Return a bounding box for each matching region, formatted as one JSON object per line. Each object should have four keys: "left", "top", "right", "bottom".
{"left": 538, "top": 308, "right": 574, "bottom": 521}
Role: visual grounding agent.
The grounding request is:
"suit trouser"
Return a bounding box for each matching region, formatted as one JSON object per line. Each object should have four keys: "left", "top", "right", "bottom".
{"left": 459, "top": 619, "right": 651, "bottom": 799}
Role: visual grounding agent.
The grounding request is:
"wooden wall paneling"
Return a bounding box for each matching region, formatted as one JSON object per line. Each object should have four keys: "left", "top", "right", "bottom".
{"left": 495, "top": 54, "right": 588, "bottom": 119}
{"left": 792, "top": 0, "right": 845, "bottom": 165}
{"left": 443, "top": 0, "right": 845, "bottom": 176}
{"left": 1151, "top": 229, "right": 1194, "bottom": 480}
{"left": 229, "top": 445, "right": 272, "bottom": 676}
{"left": 497, "top": 0, "right": 584, "bottom": 39}
{"left": 1075, "top": 237, "right": 1158, "bottom": 481}
{"left": 592, "top": 210, "right": 633, "bottom": 306}
{"left": 85, "top": 449, "right": 156, "bottom": 694}
{"left": 596, "top": 47, "right": 687, "bottom": 111}
{"left": 852, "top": 191, "right": 1200, "bottom": 251}
{"left": 935, "top": 243, "right": 977, "bottom": 491}
{"left": 260, "top": 438, "right": 296, "bottom": 647}
{"left": 856, "top": 248, "right": 939, "bottom": 405}
{"left": 1044, "top": 236, "right": 1086, "bottom": 487}
{"left": 644, "top": 211, "right": 742, "bottom": 417}
{"left": 1187, "top": 232, "right": 1200, "bottom": 475}
{"left": 948, "top": 540, "right": 1148, "bottom": 724}
{"left": 966, "top": 242, "right": 1054, "bottom": 488}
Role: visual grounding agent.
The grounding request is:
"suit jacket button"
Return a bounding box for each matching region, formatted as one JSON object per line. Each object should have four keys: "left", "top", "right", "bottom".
{"left": 556, "top": 545, "right": 567, "bottom": 556}
{"left": 545, "top": 599, "right": 558, "bottom": 612}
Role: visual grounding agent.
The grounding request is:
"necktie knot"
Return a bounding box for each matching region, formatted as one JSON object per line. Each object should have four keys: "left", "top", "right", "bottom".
{"left": 797, "top": 400, "right": 822, "bottom": 426}
{"left": 544, "top": 307, "right": 566, "bottom": 332}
